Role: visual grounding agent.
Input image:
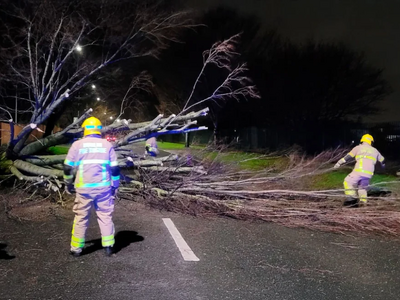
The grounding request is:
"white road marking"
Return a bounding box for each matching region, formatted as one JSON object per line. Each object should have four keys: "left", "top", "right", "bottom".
{"left": 162, "top": 218, "right": 200, "bottom": 262}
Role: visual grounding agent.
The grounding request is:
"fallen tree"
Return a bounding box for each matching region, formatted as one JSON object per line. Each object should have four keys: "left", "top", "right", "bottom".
{"left": 0, "top": 1, "right": 198, "bottom": 171}
{"left": 1, "top": 1, "right": 399, "bottom": 237}
{"left": 117, "top": 146, "right": 400, "bottom": 236}
{"left": 0, "top": 1, "right": 259, "bottom": 196}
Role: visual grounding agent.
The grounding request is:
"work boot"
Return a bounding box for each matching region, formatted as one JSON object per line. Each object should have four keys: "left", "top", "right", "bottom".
{"left": 343, "top": 197, "right": 359, "bottom": 208}
{"left": 104, "top": 246, "right": 114, "bottom": 257}
{"left": 70, "top": 250, "right": 82, "bottom": 257}
{"left": 359, "top": 199, "right": 367, "bottom": 207}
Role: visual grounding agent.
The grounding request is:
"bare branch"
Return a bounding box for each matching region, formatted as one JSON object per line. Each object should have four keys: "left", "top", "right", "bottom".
{"left": 179, "top": 34, "right": 259, "bottom": 116}
{"left": 118, "top": 72, "right": 154, "bottom": 119}
{"left": 0, "top": 1, "right": 193, "bottom": 155}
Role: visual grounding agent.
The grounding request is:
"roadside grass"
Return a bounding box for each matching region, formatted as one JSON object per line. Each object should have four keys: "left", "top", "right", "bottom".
{"left": 158, "top": 142, "right": 204, "bottom": 150}
{"left": 307, "top": 169, "right": 398, "bottom": 190}
{"left": 307, "top": 170, "right": 348, "bottom": 190}
{"left": 46, "top": 141, "right": 399, "bottom": 191}
{"left": 158, "top": 142, "right": 288, "bottom": 171}
{"left": 47, "top": 142, "right": 285, "bottom": 171}
{"left": 47, "top": 145, "right": 70, "bottom": 155}
{"left": 200, "top": 151, "right": 288, "bottom": 171}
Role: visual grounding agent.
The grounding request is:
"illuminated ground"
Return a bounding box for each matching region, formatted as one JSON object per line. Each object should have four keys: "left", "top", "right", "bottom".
{"left": 1, "top": 200, "right": 400, "bottom": 300}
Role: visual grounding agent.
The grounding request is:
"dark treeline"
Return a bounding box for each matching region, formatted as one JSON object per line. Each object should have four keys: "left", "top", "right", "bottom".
{"left": 151, "top": 6, "right": 392, "bottom": 152}
{"left": 0, "top": 2, "right": 392, "bottom": 152}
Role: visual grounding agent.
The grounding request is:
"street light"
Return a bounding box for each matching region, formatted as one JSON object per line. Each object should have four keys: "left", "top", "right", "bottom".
{"left": 91, "top": 84, "right": 96, "bottom": 89}
{"left": 96, "top": 97, "right": 100, "bottom": 101}
{"left": 75, "top": 44, "right": 83, "bottom": 52}
{"left": 109, "top": 116, "right": 113, "bottom": 120}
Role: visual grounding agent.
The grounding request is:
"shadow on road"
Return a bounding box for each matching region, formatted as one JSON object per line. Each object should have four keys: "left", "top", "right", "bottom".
{"left": 0, "top": 243, "right": 16, "bottom": 260}
{"left": 83, "top": 230, "right": 144, "bottom": 255}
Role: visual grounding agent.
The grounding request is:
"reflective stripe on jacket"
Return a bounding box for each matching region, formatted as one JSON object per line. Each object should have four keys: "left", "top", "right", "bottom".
{"left": 64, "top": 136, "right": 119, "bottom": 193}
{"left": 347, "top": 143, "right": 384, "bottom": 178}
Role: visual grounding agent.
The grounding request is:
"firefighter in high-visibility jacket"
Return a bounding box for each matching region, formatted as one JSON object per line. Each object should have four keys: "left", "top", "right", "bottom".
{"left": 334, "top": 134, "right": 385, "bottom": 206}
{"left": 145, "top": 137, "right": 159, "bottom": 157}
{"left": 63, "top": 117, "right": 120, "bottom": 257}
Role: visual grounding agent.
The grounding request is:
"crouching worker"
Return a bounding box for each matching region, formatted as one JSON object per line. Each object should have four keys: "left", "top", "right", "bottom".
{"left": 64, "top": 117, "right": 120, "bottom": 257}
{"left": 334, "top": 134, "right": 385, "bottom": 207}
{"left": 145, "top": 137, "right": 159, "bottom": 157}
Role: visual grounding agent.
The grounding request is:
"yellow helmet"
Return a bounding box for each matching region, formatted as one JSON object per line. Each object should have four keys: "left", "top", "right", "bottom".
{"left": 360, "top": 134, "right": 374, "bottom": 145}
{"left": 81, "top": 117, "right": 102, "bottom": 136}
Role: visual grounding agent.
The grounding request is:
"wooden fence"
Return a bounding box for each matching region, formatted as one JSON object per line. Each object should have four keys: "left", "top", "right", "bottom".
{"left": 0, "top": 123, "right": 62, "bottom": 145}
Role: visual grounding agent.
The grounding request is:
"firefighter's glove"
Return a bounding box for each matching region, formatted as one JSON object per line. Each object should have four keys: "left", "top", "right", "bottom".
{"left": 66, "top": 184, "right": 76, "bottom": 194}
{"left": 111, "top": 187, "right": 117, "bottom": 196}
{"left": 333, "top": 162, "right": 341, "bottom": 169}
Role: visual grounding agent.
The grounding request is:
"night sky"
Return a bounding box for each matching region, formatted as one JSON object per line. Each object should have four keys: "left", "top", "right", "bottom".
{"left": 186, "top": 0, "right": 400, "bottom": 123}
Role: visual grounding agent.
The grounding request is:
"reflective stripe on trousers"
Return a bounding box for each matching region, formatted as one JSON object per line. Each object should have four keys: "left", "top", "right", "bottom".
{"left": 71, "top": 191, "right": 115, "bottom": 251}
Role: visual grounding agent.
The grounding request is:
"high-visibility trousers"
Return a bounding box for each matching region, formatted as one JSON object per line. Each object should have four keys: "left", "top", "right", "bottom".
{"left": 71, "top": 190, "right": 115, "bottom": 252}
{"left": 343, "top": 172, "right": 371, "bottom": 203}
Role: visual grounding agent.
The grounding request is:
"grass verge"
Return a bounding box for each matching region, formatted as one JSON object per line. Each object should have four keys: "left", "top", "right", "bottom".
{"left": 307, "top": 169, "right": 398, "bottom": 190}
{"left": 47, "top": 145, "right": 70, "bottom": 155}
{"left": 158, "top": 142, "right": 205, "bottom": 150}
{"left": 200, "top": 151, "right": 288, "bottom": 171}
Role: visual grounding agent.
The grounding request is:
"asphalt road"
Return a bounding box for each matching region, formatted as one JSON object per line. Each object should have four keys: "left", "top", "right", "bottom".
{"left": 1, "top": 201, "right": 400, "bottom": 300}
